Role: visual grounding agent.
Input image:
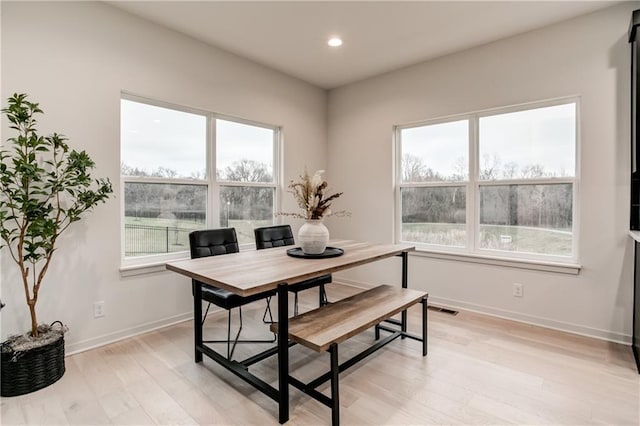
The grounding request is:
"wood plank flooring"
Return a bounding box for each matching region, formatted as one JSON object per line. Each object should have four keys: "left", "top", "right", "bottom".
{"left": 1, "top": 283, "right": 639, "bottom": 425}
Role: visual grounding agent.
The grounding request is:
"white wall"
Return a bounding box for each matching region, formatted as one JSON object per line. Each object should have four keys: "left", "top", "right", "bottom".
{"left": 328, "top": 3, "right": 638, "bottom": 343}
{"left": 2, "top": 1, "right": 636, "bottom": 351}
{"left": 0, "top": 1, "right": 327, "bottom": 352}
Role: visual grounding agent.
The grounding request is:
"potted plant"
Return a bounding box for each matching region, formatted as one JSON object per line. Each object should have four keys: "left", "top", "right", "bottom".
{"left": 280, "top": 168, "right": 348, "bottom": 254}
{"left": 0, "top": 93, "right": 113, "bottom": 396}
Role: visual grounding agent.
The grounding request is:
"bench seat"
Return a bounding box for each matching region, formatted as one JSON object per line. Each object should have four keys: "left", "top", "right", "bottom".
{"left": 271, "top": 284, "right": 427, "bottom": 352}
{"left": 271, "top": 284, "right": 428, "bottom": 425}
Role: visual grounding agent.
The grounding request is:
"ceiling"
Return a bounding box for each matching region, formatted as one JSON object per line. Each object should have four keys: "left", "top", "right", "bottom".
{"left": 109, "top": 1, "right": 619, "bottom": 89}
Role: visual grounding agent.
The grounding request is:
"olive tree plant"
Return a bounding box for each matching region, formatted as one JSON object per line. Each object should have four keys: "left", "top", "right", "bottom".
{"left": 0, "top": 93, "right": 113, "bottom": 337}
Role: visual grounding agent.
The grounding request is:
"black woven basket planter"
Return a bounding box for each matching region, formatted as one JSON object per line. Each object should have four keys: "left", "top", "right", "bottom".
{"left": 1, "top": 333, "right": 65, "bottom": 397}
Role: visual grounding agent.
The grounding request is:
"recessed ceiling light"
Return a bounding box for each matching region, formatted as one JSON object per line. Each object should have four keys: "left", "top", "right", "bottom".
{"left": 328, "top": 37, "right": 343, "bottom": 47}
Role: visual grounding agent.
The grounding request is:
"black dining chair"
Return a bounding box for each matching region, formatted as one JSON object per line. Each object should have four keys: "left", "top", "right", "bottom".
{"left": 254, "top": 224, "right": 332, "bottom": 315}
{"left": 189, "top": 228, "right": 276, "bottom": 360}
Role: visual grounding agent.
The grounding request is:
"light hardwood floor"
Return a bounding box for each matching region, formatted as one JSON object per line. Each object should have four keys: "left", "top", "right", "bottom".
{"left": 1, "top": 283, "right": 639, "bottom": 425}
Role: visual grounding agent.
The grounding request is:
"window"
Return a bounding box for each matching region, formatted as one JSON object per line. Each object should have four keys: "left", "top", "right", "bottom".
{"left": 121, "top": 95, "right": 279, "bottom": 261}
{"left": 396, "top": 99, "right": 578, "bottom": 262}
{"left": 216, "top": 119, "right": 276, "bottom": 244}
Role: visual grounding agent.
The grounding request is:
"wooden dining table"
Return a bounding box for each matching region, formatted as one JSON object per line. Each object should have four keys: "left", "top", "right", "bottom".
{"left": 166, "top": 239, "right": 415, "bottom": 424}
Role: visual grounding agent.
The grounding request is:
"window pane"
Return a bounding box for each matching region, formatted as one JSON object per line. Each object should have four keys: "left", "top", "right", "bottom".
{"left": 121, "top": 99, "right": 207, "bottom": 179}
{"left": 479, "top": 184, "right": 573, "bottom": 256}
{"left": 124, "top": 183, "right": 206, "bottom": 257}
{"left": 479, "top": 103, "right": 576, "bottom": 180}
{"left": 400, "top": 120, "right": 468, "bottom": 182}
{"left": 216, "top": 119, "right": 274, "bottom": 182}
{"left": 401, "top": 187, "right": 466, "bottom": 246}
{"left": 220, "top": 186, "right": 274, "bottom": 244}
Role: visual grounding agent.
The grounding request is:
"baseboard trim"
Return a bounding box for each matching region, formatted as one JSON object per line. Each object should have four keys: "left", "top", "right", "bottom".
{"left": 334, "top": 278, "right": 631, "bottom": 345}
{"left": 430, "top": 296, "right": 631, "bottom": 345}
{"left": 65, "top": 312, "right": 194, "bottom": 356}
{"left": 65, "top": 278, "right": 632, "bottom": 355}
{"left": 335, "top": 277, "right": 376, "bottom": 289}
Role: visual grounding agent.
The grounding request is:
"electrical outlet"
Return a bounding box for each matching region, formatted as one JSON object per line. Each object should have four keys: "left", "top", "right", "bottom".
{"left": 93, "top": 301, "right": 105, "bottom": 318}
{"left": 513, "top": 283, "right": 524, "bottom": 298}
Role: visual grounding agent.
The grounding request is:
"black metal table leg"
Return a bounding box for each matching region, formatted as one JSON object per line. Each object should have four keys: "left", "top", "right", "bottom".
{"left": 277, "top": 283, "right": 289, "bottom": 423}
{"left": 401, "top": 251, "right": 408, "bottom": 338}
{"left": 330, "top": 343, "right": 340, "bottom": 426}
{"left": 193, "top": 281, "right": 203, "bottom": 363}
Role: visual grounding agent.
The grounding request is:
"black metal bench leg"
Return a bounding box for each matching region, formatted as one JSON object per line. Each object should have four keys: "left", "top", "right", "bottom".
{"left": 401, "top": 311, "right": 408, "bottom": 339}
{"left": 330, "top": 343, "right": 340, "bottom": 426}
{"left": 421, "top": 296, "right": 428, "bottom": 356}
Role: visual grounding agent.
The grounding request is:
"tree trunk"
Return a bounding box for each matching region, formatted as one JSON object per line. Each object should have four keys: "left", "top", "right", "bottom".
{"left": 29, "top": 301, "right": 38, "bottom": 337}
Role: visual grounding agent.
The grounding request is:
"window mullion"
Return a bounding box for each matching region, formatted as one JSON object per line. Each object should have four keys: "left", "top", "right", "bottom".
{"left": 399, "top": 182, "right": 468, "bottom": 189}
{"left": 122, "top": 176, "right": 207, "bottom": 185}
{"left": 394, "top": 127, "right": 402, "bottom": 243}
{"left": 209, "top": 116, "right": 220, "bottom": 228}
{"left": 273, "top": 127, "right": 281, "bottom": 225}
{"left": 217, "top": 181, "right": 277, "bottom": 188}
{"left": 477, "top": 177, "right": 575, "bottom": 186}
{"left": 468, "top": 115, "right": 479, "bottom": 253}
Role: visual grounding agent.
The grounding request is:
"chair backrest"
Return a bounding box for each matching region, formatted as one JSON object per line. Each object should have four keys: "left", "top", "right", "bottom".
{"left": 254, "top": 225, "right": 295, "bottom": 250}
{"left": 189, "top": 228, "right": 239, "bottom": 259}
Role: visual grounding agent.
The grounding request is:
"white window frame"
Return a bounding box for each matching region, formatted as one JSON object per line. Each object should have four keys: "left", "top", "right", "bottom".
{"left": 120, "top": 93, "right": 281, "bottom": 269}
{"left": 394, "top": 97, "right": 580, "bottom": 266}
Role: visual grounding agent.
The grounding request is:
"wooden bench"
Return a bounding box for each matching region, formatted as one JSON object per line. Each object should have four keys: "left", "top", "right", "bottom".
{"left": 271, "top": 284, "right": 428, "bottom": 426}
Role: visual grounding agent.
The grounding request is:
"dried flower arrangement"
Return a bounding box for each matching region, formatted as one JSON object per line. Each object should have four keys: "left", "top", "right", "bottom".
{"left": 280, "top": 169, "right": 348, "bottom": 220}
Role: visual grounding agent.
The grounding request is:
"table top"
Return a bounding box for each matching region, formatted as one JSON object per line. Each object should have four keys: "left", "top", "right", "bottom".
{"left": 166, "top": 240, "right": 415, "bottom": 297}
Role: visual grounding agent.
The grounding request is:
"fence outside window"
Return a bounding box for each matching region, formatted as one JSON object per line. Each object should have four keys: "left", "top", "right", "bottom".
{"left": 124, "top": 223, "right": 193, "bottom": 256}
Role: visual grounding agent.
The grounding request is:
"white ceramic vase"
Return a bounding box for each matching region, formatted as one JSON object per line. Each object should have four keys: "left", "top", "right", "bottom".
{"left": 298, "top": 219, "right": 329, "bottom": 254}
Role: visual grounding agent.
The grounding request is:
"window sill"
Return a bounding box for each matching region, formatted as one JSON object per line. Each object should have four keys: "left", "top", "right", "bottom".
{"left": 120, "top": 246, "right": 581, "bottom": 277}
{"left": 120, "top": 257, "right": 189, "bottom": 277}
{"left": 411, "top": 249, "right": 581, "bottom": 275}
{"left": 119, "top": 244, "right": 258, "bottom": 277}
